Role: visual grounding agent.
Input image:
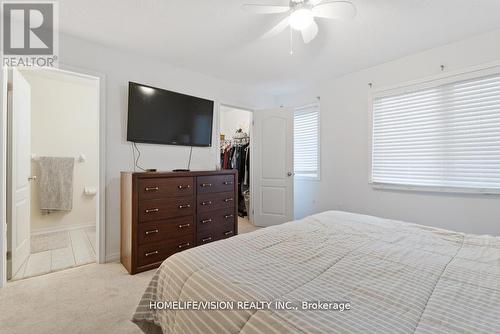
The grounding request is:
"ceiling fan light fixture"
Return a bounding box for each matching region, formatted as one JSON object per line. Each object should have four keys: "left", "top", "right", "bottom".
{"left": 289, "top": 8, "right": 313, "bottom": 30}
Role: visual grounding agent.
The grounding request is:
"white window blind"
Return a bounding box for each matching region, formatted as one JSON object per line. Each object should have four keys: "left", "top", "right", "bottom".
{"left": 294, "top": 103, "right": 320, "bottom": 179}
{"left": 372, "top": 72, "right": 500, "bottom": 193}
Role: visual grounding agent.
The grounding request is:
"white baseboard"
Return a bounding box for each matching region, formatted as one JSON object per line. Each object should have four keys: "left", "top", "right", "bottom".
{"left": 105, "top": 251, "right": 120, "bottom": 263}
{"left": 31, "top": 223, "right": 95, "bottom": 236}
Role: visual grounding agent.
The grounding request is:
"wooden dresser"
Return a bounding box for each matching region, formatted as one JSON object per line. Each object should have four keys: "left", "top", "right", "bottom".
{"left": 120, "top": 170, "right": 238, "bottom": 274}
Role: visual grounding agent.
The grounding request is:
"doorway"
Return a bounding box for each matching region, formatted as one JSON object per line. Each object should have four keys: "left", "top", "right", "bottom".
{"left": 220, "top": 106, "right": 295, "bottom": 229}
{"left": 218, "top": 104, "right": 257, "bottom": 233}
{"left": 5, "top": 67, "right": 101, "bottom": 281}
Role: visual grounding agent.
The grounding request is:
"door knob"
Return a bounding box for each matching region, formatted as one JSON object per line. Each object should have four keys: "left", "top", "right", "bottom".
{"left": 287, "top": 172, "right": 293, "bottom": 177}
{"left": 28, "top": 176, "right": 37, "bottom": 181}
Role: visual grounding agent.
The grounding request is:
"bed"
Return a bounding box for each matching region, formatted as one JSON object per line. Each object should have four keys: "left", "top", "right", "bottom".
{"left": 133, "top": 210, "right": 500, "bottom": 334}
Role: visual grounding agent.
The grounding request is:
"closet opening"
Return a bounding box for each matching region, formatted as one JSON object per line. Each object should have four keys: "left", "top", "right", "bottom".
{"left": 218, "top": 105, "right": 258, "bottom": 233}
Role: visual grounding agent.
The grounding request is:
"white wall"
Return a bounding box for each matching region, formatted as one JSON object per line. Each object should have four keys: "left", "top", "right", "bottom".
{"left": 55, "top": 34, "right": 275, "bottom": 260}
{"left": 219, "top": 106, "right": 252, "bottom": 138}
{"left": 22, "top": 71, "right": 99, "bottom": 233}
{"left": 278, "top": 29, "right": 500, "bottom": 236}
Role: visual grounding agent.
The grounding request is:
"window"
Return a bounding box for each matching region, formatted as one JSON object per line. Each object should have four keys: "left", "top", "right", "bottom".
{"left": 371, "top": 71, "right": 500, "bottom": 193}
{"left": 294, "top": 103, "right": 320, "bottom": 179}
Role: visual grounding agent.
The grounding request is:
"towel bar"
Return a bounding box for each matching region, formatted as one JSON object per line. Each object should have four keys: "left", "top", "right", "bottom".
{"left": 31, "top": 153, "right": 86, "bottom": 162}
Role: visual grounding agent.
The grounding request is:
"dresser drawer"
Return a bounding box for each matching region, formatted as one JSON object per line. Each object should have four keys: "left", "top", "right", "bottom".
{"left": 138, "top": 197, "right": 194, "bottom": 222}
{"left": 220, "top": 228, "right": 236, "bottom": 239}
{"left": 137, "top": 234, "right": 194, "bottom": 267}
{"left": 197, "top": 174, "right": 235, "bottom": 194}
{"left": 197, "top": 192, "right": 235, "bottom": 214}
{"left": 197, "top": 231, "right": 221, "bottom": 246}
{"left": 197, "top": 224, "right": 236, "bottom": 246}
{"left": 138, "top": 177, "right": 193, "bottom": 200}
{"left": 138, "top": 216, "right": 194, "bottom": 245}
{"left": 197, "top": 208, "right": 235, "bottom": 235}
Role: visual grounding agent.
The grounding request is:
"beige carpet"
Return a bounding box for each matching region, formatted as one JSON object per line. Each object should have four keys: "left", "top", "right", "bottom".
{"left": 238, "top": 217, "right": 261, "bottom": 234}
{"left": 0, "top": 263, "right": 155, "bottom": 334}
{"left": 0, "top": 220, "right": 261, "bottom": 334}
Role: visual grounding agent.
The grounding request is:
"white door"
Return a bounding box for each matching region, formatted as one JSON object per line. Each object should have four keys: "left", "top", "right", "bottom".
{"left": 9, "top": 69, "right": 31, "bottom": 277}
{"left": 252, "top": 108, "right": 293, "bottom": 227}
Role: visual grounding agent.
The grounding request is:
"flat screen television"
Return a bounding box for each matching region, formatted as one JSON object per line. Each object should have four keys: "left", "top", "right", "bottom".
{"left": 127, "top": 82, "right": 214, "bottom": 147}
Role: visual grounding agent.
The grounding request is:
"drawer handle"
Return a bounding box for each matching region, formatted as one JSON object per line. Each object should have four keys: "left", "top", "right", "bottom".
{"left": 145, "top": 208, "right": 159, "bottom": 213}
{"left": 178, "top": 242, "right": 190, "bottom": 249}
{"left": 178, "top": 204, "right": 191, "bottom": 209}
{"left": 145, "top": 186, "right": 159, "bottom": 192}
{"left": 178, "top": 223, "right": 190, "bottom": 229}
{"left": 201, "top": 219, "right": 212, "bottom": 224}
{"left": 201, "top": 237, "right": 212, "bottom": 243}
{"left": 178, "top": 185, "right": 191, "bottom": 190}
{"left": 223, "top": 181, "right": 234, "bottom": 185}
{"left": 201, "top": 201, "right": 212, "bottom": 206}
{"left": 224, "top": 198, "right": 234, "bottom": 203}
{"left": 145, "top": 229, "right": 159, "bottom": 235}
{"left": 224, "top": 214, "right": 234, "bottom": 219}
{"left": 201, "top": 183, "right": 212, "bottom": 188}
{"left": 145, "top": 250, "right": 159, "bottom": 257}
{"left": 224, "top": 230, "right": 234, "bottom": 236}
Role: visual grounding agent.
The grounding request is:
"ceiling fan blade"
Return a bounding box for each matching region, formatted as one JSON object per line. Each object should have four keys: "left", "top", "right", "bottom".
{"left": 242, "top": 4, "right": 290, "bottom": 14}
{"left": 301, "top": 20, "right": 318, "bottom": 44}
{"left": 312, "top": 1, "right": 356, "bottom": 20}
{"left": 261, "top": 16, "right": 290, "bottom": 39}
{"left": 309, "top": 0, "right": 323, "bottom": 5}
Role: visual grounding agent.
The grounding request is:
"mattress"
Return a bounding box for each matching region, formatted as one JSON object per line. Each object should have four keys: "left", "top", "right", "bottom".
{"left": 133, "top": 210, "right": 500, "bottom": 334}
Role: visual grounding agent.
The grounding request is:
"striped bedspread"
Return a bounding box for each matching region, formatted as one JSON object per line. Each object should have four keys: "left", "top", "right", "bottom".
{"left": 133, "top": 211, "right": 500, "bottom": 334}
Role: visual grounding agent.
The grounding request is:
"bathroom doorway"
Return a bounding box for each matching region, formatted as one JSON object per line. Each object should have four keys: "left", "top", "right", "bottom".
{"left": 4, "top": 67, "right": 102, "bottom": 281}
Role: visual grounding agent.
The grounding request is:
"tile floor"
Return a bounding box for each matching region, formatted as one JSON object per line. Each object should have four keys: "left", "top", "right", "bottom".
{"left": 11, "top": 227, "right": 96, "bottom": 281}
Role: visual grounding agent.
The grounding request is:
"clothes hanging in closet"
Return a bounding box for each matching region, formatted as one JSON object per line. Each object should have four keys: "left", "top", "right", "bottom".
{"left": 221, "top": 143, "right": 250, "bottom": 217}
{"left": 244, "top": 146, "right": 250, "bottom": 186}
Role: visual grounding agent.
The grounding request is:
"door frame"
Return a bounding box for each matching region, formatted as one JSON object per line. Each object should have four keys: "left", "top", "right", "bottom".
{"left": 1, "top": 67, "right": 8, "bottom": 287}
{"left": 217, "top": 103, "right": 255, "bottom": 224}
{"left": 0, "top": 64, "right": 106, "bottom": 287}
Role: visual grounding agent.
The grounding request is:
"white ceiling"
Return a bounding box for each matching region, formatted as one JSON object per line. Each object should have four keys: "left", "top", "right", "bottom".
{"left": 59, "top": 0, "right": 500, "bottom": 94}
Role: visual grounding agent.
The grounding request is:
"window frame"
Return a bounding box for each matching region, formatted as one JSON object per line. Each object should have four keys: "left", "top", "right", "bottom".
{"left": 368, "top": 62, "right": 500, "bottom": 195}
{"left": 294, "top": 102, "right": 321, "bottom": 181}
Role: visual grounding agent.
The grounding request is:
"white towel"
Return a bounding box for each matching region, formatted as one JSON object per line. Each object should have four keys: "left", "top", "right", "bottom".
{"left": 37, "top": 157, "right": 75, "bottom": 211}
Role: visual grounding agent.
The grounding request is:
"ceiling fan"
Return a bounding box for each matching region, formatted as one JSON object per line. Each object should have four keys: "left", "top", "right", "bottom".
{"left": 242, "top": 0, "right": 356, "bottom": 44}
